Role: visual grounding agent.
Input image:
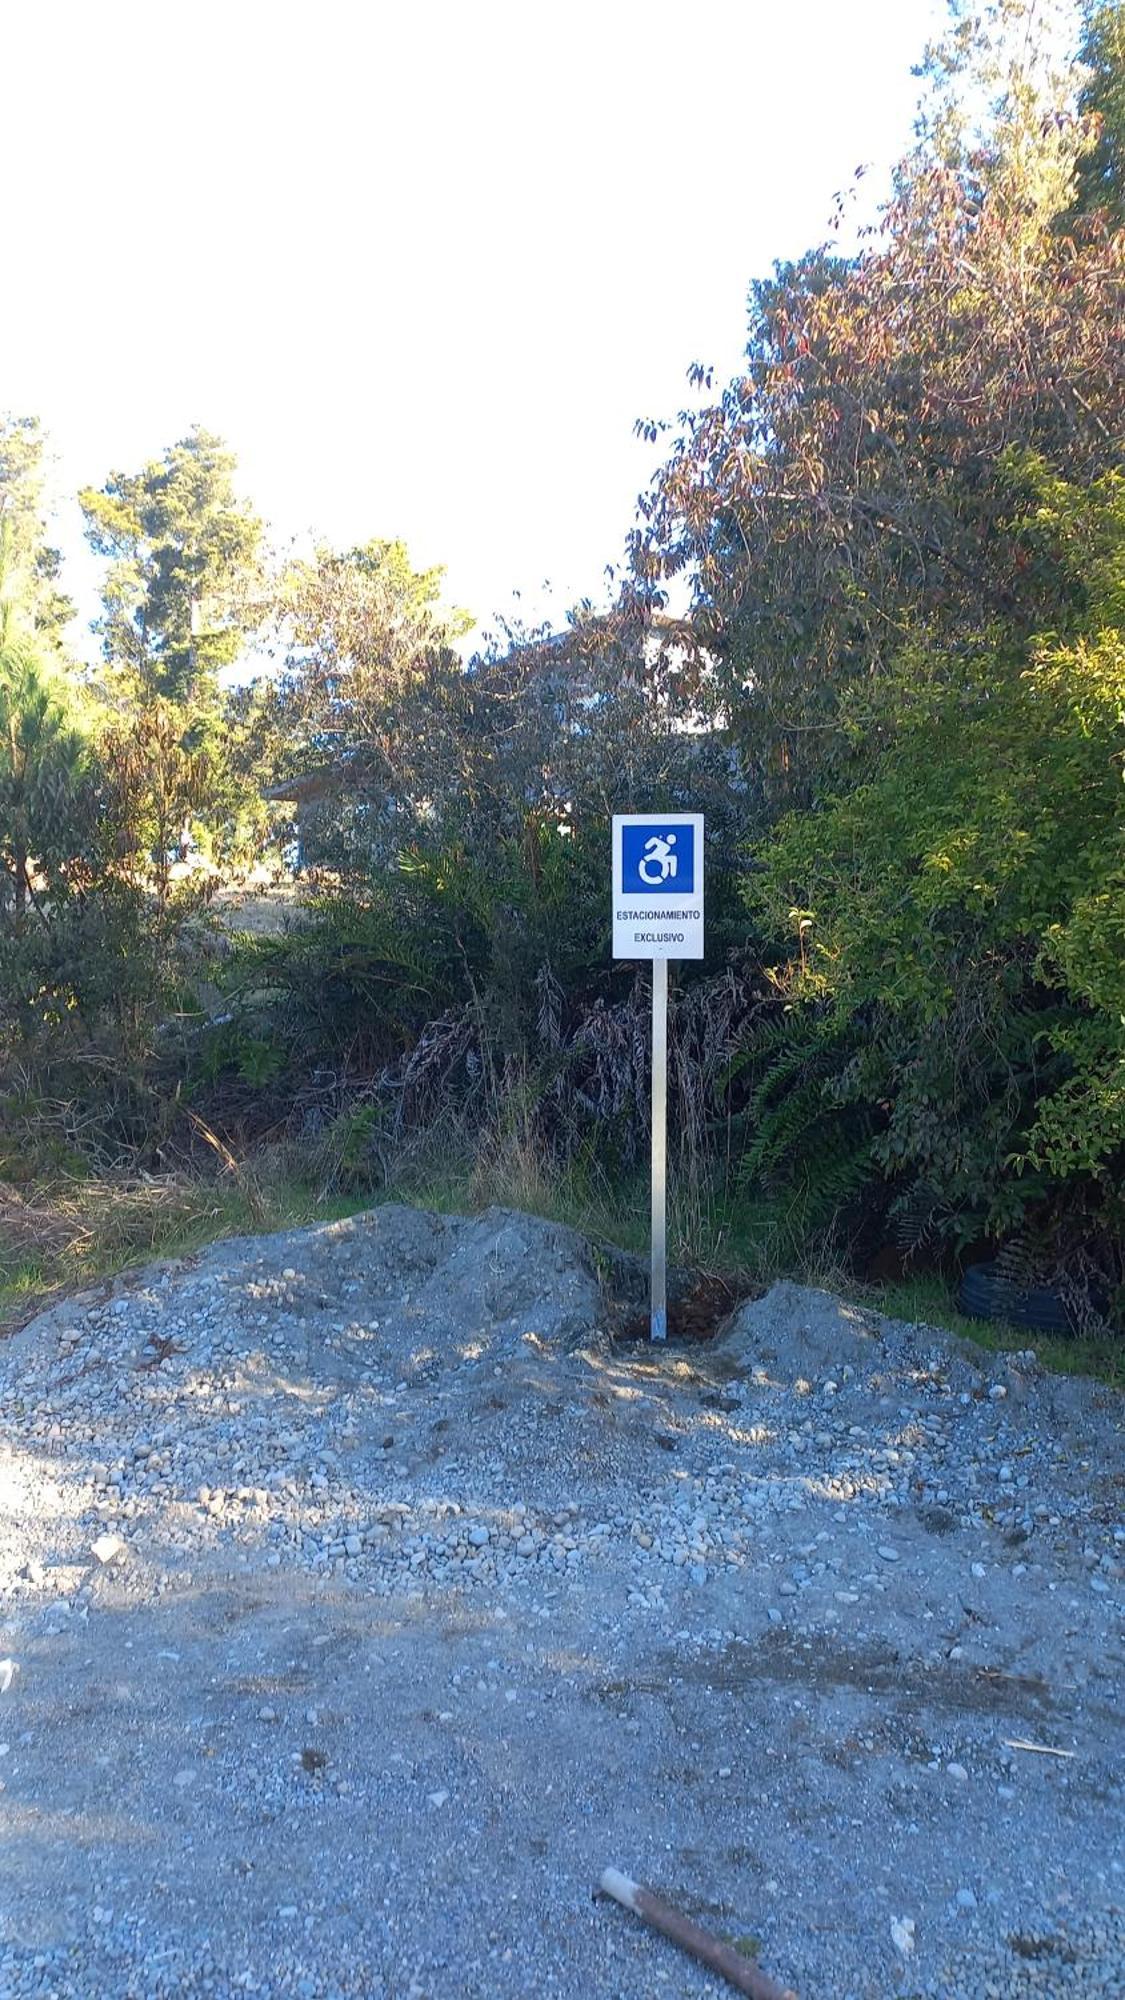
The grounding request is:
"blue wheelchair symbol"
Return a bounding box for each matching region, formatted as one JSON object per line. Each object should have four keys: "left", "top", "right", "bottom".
{"left": 622, "top": 823, "right": 695, "bottom": 895}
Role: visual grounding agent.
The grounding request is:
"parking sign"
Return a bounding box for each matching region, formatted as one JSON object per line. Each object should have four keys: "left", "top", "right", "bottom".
{"left": 612, "top": 813, "right": 704, "bottom": 960}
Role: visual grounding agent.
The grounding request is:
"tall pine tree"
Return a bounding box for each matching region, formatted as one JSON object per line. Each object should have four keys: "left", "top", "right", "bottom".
{"left": 80, "top": 426, "right": 263, "bottom": 708}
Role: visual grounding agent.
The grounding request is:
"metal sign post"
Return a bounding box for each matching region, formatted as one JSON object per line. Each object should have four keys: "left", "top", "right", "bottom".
{"left": 612, "top": 813, "right": 704, "bottom": 1341}
{"left": 650, "top": 955, "right": 668, "bottom": 1341}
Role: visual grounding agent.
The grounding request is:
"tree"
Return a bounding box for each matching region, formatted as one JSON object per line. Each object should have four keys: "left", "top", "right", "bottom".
{"left": 80, "top": 429, "right": 268, "bottom": 879}
{"left": 264, "top": 539, "right": 472, "bottom": 865}
{"left": 0, "top": 639, "right": 91, "bottom": 931}
{"left": 749, "top": 464, "right": 1125, "bottom": 1307}
{"left": 0, "top": 415, "right": 74, "bottom": 652}
{"left": 277, "top": 539, "right": 471, "bottom": 750}
{"left": 630, "top": 0, "right": 1125, "bottom": 805}
{"left": 0, "top": 439, "right": 87, "bottom": 931}
{"left": 97, "top": 700, "right": 215, "bottom": 909}
{"left": 1071, "top": 1, "right": 1125, "bottom": 225}
{"left": 80, "top": 427, "right": 263, "bottom": 706}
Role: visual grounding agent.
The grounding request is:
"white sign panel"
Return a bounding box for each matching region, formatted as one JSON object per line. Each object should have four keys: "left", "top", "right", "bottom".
{"left": 612, "top": 813, "right": 705, "bottom": 960}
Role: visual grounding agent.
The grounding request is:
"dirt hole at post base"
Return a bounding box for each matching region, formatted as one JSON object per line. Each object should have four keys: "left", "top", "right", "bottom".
{"left": 612, "top": 1272, "right": 759, "bottom": 1347}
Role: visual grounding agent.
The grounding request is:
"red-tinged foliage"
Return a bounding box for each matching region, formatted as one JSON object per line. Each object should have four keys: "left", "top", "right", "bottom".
{"left": 629, "top": 59, "right": 1125, "bottom": 803}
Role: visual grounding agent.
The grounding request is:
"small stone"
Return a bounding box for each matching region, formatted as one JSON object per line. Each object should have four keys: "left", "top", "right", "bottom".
{"left": 516, "top": 1535, "right": 536, "bottom": 1557}
{"left": 689, "top": 1564, "right": 708, "bottom": 1586}
{"left": 426, "top": 1789, "right": 449, "bottom": 1808}
{"left": 947, "top": 1762, "right": 969, "bottom": 1783}
{"left": 877, "top": 1546, "right": 899, "bottom": 1562}
{"left": 90, "top": 1533, "right": 127, "bottom": 1566}
{"left": 468, "top": 1526, "right": 490, "bottom": 1548}
{"left": 173, "top": 1767, "right": 197, "bottom": 1789}
{"left": 19, "top": 1559, "right": 45, "bottom": 1586}
{"left": 0, "top": 1661, "right": 19, "bottom": 1694}
{"left": 970, "top": 1562, "right": 986, "bottom": 1580}
{"left": 890, "top": 1916, "right": 915, "bottom": 1957}
{"left": 345, "top": 1534, "right": 362, "bottom": 1558}
{"left": 955, "top": 1887, "right": 977, "bottom": 1910}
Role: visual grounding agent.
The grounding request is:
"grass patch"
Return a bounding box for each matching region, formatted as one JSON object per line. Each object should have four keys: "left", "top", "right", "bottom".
{"left": 0, "top": 1160, "right": 373, "bottom": 1338}
{"left": 393, "top": 1157, "right": 788, "bottom": 1278}
{"left": 871, "top": 1272, "right": 1125, "bottom": 1392}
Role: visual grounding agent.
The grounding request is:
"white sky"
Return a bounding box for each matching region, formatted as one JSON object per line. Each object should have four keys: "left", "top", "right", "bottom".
{"left": 6, "top": 0, "right": 946, "bottom": 657}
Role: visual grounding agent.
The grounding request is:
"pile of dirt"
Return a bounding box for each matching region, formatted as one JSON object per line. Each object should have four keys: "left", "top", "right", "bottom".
{"left": 716, "top": 1280, "right": 885, "bottom": 1381}
{"left": 189, "top": 1201, "right": 614, "bottom": 1364}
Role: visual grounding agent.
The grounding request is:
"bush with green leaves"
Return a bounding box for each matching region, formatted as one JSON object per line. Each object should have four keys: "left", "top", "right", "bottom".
{"left": 749, "top": 468, "right": 1125, "bottom": 1312}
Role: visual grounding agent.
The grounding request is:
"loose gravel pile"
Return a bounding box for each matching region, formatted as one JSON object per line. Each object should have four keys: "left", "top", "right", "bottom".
{"left": 0, "top": 1204, "right": 1121, "bottom": 1999}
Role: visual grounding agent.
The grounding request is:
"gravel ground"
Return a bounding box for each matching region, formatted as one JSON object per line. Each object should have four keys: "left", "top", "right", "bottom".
{"left": 0, "top": 1203, "right": 1121, "bottom": 2000}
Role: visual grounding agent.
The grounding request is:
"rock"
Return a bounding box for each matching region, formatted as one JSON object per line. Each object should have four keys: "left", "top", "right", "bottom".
{"left": 468, "top": 1525, "right": 490, "bottom": 1548}
{"left": 90, "top": 1533, "right": 127, "bottom": 1566}
{"left": 947, "top": 1762, "right": 969, "bottom": 1783}
{"left": 955, "top": 1887, "right": 977, "bottom": 1910}
{"left": 890, "top": 1916, "right": 915, "bottom": 1957}
{"left": 344, "top": 1534, "right": 362, "bottom": 1557}
{"left": 0, "top": 1660, "right": 18, "bottom": 1695}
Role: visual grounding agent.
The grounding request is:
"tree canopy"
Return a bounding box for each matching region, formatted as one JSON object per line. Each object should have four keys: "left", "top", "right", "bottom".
{"left": 1072, "top": 0, "right": 1125, "bottom": 225}
{"left": 0, "top": 415, "right": 74, "bottom": 651}
{"left": 80, "top": 426, "right": 263, "bottom": 706}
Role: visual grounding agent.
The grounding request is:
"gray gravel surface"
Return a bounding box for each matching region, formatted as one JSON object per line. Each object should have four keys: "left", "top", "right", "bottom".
{"left": 0, "top": 1204, "right": 1121, "bottom": 1999}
